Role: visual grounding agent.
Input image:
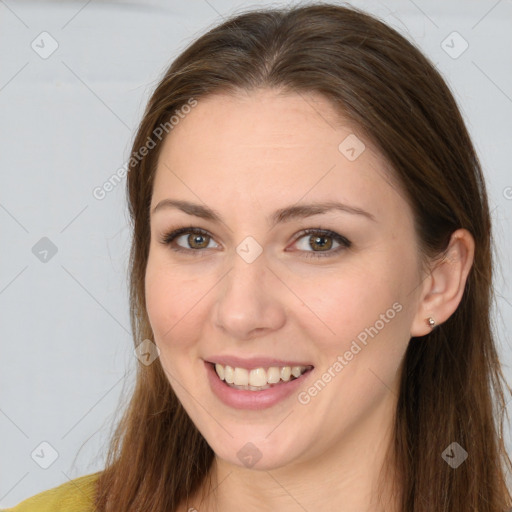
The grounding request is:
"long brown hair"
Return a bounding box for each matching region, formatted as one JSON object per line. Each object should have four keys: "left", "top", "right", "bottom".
{"left": 93, "top": 3, "right": 512, "bottom": 510}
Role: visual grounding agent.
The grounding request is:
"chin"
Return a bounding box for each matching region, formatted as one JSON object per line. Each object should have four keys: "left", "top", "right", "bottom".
{"left": 215, "top": 440, "right": 300, "bottom": 471}
{"left": 199, "top": 422, "right": 309, "bottom": 471}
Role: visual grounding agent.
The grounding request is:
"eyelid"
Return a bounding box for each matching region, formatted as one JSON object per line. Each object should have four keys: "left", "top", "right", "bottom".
{"left": 288, "top": 228, "right": 351, "bottom": 258}
{"left": 159, "top": 226, "right": 221, "bottom": 253}
{"left": 159, "top": 226, "right": 351, "bottom": 258}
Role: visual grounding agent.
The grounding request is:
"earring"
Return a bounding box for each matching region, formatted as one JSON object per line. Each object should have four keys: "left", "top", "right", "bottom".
{"left": 427, "top": 317, "right": 436, "bottom": 328}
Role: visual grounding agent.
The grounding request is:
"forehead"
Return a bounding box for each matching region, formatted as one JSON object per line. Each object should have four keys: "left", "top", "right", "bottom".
{"left": 161, "top": 88, "right": 358, "bottom": 156}
{"left": 152, "top": 89, "right": 405, "bottom": 221}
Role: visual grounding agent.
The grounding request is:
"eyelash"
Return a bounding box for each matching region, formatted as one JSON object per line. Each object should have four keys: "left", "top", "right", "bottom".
{"left": 158, "top": 226, "right": 352, "bottom": 259}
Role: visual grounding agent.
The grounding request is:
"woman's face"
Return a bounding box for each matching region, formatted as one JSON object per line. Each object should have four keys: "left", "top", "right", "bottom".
{"left": 145, "top": 88, "right": 425, "bottom": 470}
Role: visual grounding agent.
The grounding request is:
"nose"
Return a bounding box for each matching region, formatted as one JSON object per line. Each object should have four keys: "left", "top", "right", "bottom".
{"left": 213, "top": 251, "right": 287, "bottom": 340}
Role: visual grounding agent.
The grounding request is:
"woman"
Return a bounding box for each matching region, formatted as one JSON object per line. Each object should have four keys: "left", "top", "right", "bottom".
{"left": 6, "top": 2, "right": 511, "bottom": 511}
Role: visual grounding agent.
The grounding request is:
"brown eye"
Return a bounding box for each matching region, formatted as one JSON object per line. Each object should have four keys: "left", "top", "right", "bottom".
{"left": 186, "top": 232, "right": 210, "bottom": 249}
{"left": 291, "top": 229, "right": 351, "bottom": 259}
{"left": 308, "top": 234, "right": 333, "bottom": 251}
{"left": 160, "top": 227, "right": 219, "bottom": 255}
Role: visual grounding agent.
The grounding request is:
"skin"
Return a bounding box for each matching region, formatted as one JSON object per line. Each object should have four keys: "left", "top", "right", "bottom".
{"left": 145, "top": 88, "right": 475, "bottom": 511}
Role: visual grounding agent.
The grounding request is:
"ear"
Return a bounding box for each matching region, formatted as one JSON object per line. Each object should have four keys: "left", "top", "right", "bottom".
{"left": 410, "top": 228, "right": 475, "bottom": 337}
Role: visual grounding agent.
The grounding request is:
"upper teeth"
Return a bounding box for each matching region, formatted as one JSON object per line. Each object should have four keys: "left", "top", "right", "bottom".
{"left": 214, "top": 363, "right": 311, "bottom": 387}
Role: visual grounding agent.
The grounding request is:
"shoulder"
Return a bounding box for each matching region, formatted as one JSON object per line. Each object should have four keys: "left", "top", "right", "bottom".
{"left": 1, "top": 472, "right": 102, "bottom": 512}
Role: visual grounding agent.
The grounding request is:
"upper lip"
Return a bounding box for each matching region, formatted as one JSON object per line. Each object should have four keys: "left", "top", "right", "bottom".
{"left": 204, "top": 355, "right": 314, "bottom": 370}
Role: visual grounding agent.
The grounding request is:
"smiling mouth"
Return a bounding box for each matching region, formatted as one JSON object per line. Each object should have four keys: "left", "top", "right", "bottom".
{"left": 209, "top": 362, "right": 314, "bottom": 391}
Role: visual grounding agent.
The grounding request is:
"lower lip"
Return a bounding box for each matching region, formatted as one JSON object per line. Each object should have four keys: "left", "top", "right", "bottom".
{"left": 205, "top": 361, "right": 314, "bottom": 410}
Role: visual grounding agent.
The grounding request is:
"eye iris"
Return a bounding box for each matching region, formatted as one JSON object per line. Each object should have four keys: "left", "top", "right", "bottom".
{"left": 310, "top": 234, "right": 332, "bottom": 251}
{"left": 188, "top": 233, "right": 209, "bottom": 249}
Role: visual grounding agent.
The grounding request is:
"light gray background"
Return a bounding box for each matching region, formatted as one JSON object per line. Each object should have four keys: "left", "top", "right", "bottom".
{"left": 1, "top": 0, "right": 511, "bottom": 507}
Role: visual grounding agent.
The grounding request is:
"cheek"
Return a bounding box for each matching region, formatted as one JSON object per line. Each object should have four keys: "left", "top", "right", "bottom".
{"left": 144, "top": 258, "right": 210, "bottom": 349}
{"left": 294, "top": 273, "right": 408, "bottom": 423}
{"left": 144, "top": 262, "right": 211, "bottom": 396}
{"left": 291, "top": 261, "right": 412, "bottom": 392}
{"left": 293, "top": 264, "right": 400, "bottom": 337}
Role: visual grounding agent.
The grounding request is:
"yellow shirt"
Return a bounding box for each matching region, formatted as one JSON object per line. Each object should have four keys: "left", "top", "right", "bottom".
{"left": 1, "top": 472, "right": 101, "bottom": 512}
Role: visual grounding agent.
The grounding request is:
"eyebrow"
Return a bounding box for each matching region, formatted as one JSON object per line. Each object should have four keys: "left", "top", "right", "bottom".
{"left": 151, "top": 199, "right": 376, "bottom": 227}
